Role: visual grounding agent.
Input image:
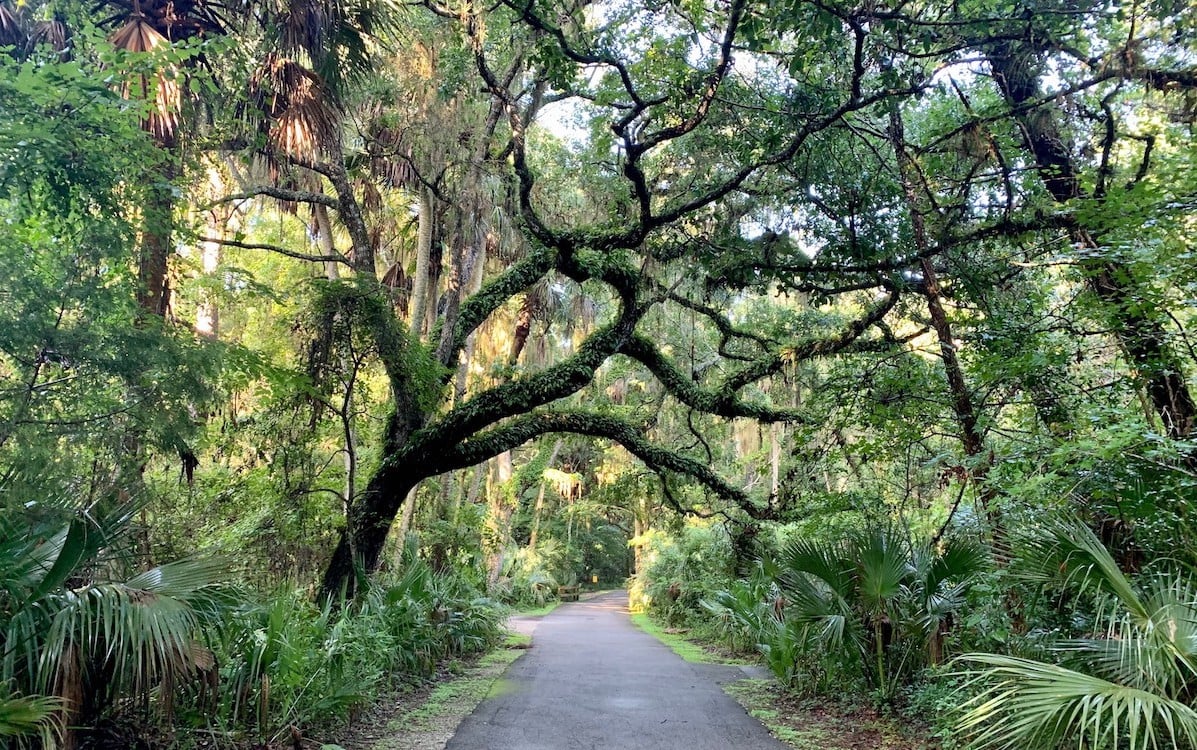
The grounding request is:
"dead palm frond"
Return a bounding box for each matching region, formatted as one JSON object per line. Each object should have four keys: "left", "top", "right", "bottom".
{"left": 109, "top": 17, "right": 180, "bottom": 142}
{"left": 252, "top": 54, "right": 341, "bottom": 160}
{"left": 0, "top": 2, "right": 25, "bottom": 48}
{"left": 29, "top": 18, "right": 68, "bottom": 53}
{"left": 271, "top": 0, "right": 404, "bottom": 96}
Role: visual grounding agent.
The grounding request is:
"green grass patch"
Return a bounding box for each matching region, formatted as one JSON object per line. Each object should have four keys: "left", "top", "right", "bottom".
{"left": 511, "top": 601, "right": 560, "bottom": 617}
{"left": 630, "top": 613, "right": 735, "bottom": 664}
{"left": 725, "top": 680, "right": 821, "bottom": 747}
{"left": 371, "top": 637, "right": 529, "bottom": 748}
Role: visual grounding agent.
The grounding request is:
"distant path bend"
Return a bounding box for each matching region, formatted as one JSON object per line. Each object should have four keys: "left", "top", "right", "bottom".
{"left": 447, "top": 590, "right": 788, "bottom": 750}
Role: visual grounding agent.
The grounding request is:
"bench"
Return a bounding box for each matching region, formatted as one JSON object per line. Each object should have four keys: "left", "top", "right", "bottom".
{"left": 558, "top": 584, "right": 580, "bottom": 602}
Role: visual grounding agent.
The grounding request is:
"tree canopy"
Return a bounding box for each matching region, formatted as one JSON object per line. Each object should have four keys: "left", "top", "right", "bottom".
{"left": 1, "top": 0, "right": 1196, "bottom": 743}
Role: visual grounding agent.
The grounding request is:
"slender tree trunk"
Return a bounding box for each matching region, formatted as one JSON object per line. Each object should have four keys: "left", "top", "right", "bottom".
{"left": 195, "top": 223, "right": 222, "bottom": 337}
{"left": 485, "top": 453, "right": 515, "bottom": 586}
{"left": 409, "top": 188, "right": 434, "bottom": 334}
{"left": 510, "top": 294, "right": 535, "bottom": 367}
{"left": 528, "top": 439, "right": 563, "bottom": 549}
{"left": 312, "top": 203, "right": 341, "bottom": 281}
{"left": 889, "top": 107, "right": 1002, "bottom": 532}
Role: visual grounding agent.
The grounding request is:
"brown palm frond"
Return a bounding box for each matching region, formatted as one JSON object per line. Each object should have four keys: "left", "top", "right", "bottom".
{"left": 0, "top": 2, "right": 26, "bottom": 47}
{"left": 109, "top": 14, "right": 168, "bottom": 53}
{"left": 252, "top": 54, "right": 340, "bottom": 159}
{"left": 279, "top": 0, "right": 330, "bottom": 61}
{"left": 366, "top": 122, "right": 419, "bottom": 188}
{"left": 110, "top": 17, "right": 180, "bottom": 142}
{"left": 381, "top": 261, "right": 411, "bottom": 312}
{"left": 29, "top": 17, "right": 70, "bottom": 52}
{"left": 99, "top": 0, "right": 227, "bottom": 40}
{"left": 360, "top": 180, "right": 382, "bottom": 212}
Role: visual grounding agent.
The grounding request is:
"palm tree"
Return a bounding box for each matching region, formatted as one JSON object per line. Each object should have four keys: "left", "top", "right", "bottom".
{"left": 101, "top": 0, "right": 227, "bottom": 317}
{"left": 0, "top": 485, "right": 229, "bottom": 747}
{"left": 955, "top": 520, "right": 1197, "bottom": 750}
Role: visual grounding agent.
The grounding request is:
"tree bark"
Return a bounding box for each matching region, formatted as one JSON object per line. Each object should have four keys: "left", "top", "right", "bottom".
{"left": 987, "top": 42, "right": 1196, "bottom": 441}
{"left": 409, "top": 187, "right": 434, "bottom": 335}
{"left": 138, "top": 154, "right": 177, "bottom": 317}
{"left": 313, "top": 203, "right": 341, "bottom": 281}
{"left": 889, "top": 106, "right": 1002, "bottom": 532}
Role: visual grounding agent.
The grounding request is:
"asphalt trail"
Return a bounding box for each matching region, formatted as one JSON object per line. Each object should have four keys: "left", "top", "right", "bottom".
{"left": 446, "top": 590, "right": 788, "bottom": 750}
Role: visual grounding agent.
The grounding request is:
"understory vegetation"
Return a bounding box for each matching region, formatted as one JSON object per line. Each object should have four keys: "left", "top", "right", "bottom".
{"left": 2, "top": 0, "right": 1197, "bottom": 747}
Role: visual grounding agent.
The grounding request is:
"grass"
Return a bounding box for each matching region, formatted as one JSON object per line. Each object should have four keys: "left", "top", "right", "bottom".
{"left": 629, "top": 613, "right": 750, "bottom": 664}
{"left": 723, "top": 679, "right": 934, "bottom": 750}
{"left": 511, "top": 601, "right": 561, "bottom": 617}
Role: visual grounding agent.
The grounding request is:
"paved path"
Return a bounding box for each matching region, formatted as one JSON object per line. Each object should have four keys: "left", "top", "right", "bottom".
{"left": 446, "top": 590, "right": 788, "bottom": 750}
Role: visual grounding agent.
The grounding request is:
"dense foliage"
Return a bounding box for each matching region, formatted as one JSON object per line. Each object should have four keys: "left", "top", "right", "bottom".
{"left": 1, "top": 0, "right": 1196, "bottom": 746}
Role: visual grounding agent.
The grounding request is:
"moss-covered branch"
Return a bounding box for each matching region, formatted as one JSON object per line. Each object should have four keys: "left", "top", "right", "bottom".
{"left": 445, "top": 409, "right": 755, "bottom": 512}
{"left": 622, "top": 286, "right": 899, "bottom": 419}
{"left": 620, "top": 335, "right": 806, "bottom": 423}
{"left": 442, "top": 244, "right": 557, "bottom": 371}
{"left": 404, "top": 312, "right": 642, "bottom": 460}
{"left": 720, "top": 285, "right": 900, "bottom": 393}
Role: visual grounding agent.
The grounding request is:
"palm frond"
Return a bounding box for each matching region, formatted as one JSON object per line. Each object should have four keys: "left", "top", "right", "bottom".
{"left": 957, "top": 653, "right": 1197, "bottom": 750}
{"left": 0, "top": 689, "right": 62, "bottom": 746}
{"left": 779, "top": 537, "right": 853, "bottom": 601}
{"left": 0, "top": 2, "right": 26, "bottom": 48}
{"left": 109, "top": 18, "right": 180, "bottom": 142}
{"left": 852, "top": 530, "right": 911, "bottom": 610}
{"left": 29, "top": 555, "right": 228, "bottom": 709}
{"left": 1056, "top": 577, "right": 1197, "bottom": 698}
{"left": 1018, "top": 518, "right": 1148, "bottom": 621}
{"left": 252, "top": 54, "right": 341, "bottom": 159}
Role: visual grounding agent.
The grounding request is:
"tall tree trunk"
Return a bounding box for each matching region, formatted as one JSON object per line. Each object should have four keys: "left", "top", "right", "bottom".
{"left": 485, "top": 452, "right": 515, "bottom": 586}
{"left": 889, "top": 107, "right": 1002, "bottom": 533}
{"left": 409, "top": 188, "right": 434, "bottom": 335}
{"left": 312, "top": 203, "right": 341, "bottom": 281}
{"left": 528, "top": 439, "right": 563, "bottom": 549}
{"left": 195, "top": 167, "right": 237, "bottom": 337}
{"left": 987, "top": 42, "right": 1197, "bottom": 442}
{"left": 138, "top": 152, "right": 177, "bottom": 317}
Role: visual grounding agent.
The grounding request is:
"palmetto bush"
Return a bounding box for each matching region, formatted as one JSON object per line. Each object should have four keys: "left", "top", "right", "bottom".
{"left": 210, "top": 553, "right": 502, "bottom": 745}
{"left": 700, "top": 561, "right": 783, "bottom": 654}
{"left": 0, "top": 690, "right": 61, "bottom": 747}
{"left": 0, "top": 481, "right": 231, "bottom": 747}
{"left": 955, "top": 520, "right": 1197, "bottom": 750}
{"left": 726, "top": 528, "right": 986, "bottom": 699}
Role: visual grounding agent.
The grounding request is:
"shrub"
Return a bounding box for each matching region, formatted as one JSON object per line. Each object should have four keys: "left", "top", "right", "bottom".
{"left": 636, "top": 524, "right": 736, "bottom": 626}
{"left": 207, "top": 556, "right": 503, "bottom": 744}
